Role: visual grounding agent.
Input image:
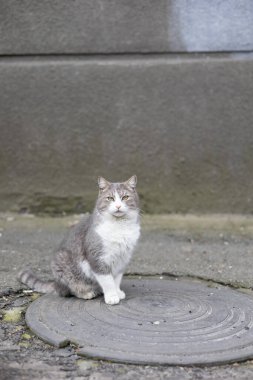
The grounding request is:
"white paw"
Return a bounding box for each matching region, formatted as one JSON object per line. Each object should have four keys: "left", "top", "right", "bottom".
{"left": 117, "top": 289, "right": 126, "bottom": 300}
{"left": 104, "top": 293, "right": 120, "bottom": 305}
{"left": 83, "top": 291, "right": 97, "bottom": 300}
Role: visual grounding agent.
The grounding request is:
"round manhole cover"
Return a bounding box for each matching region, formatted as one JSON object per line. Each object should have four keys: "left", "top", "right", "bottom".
{"left": 26, "top": 278, "right": 253, "bottom": 365}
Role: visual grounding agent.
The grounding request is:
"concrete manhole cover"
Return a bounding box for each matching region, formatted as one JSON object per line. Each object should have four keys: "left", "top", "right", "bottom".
{"left": 26, "top": 278, "right": 253, "bottom": 365}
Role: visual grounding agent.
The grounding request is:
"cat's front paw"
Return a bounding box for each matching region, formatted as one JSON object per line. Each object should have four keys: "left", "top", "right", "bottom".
{"left": 104, "top": 293, "right": 120, "bottom": 305}
{"left": 117, "top": 289, "right": 126, "bottom": 300}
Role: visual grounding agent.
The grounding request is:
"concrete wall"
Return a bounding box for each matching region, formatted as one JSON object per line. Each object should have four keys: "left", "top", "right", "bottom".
{"left": 0, "top": 1, "right": 253, "bottom": 214}
{"left": 1, "top": 0, "right": 253, "bottom": 53}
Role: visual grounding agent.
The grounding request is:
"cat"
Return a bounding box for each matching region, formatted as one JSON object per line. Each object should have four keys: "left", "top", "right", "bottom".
{"left": 19, "top": 175, "right": 140, "bottom": 305}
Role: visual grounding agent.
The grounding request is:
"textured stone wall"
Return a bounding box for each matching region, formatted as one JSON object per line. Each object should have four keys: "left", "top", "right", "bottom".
{"left": 0, "top": 1, "right": 253, "bottom": 213}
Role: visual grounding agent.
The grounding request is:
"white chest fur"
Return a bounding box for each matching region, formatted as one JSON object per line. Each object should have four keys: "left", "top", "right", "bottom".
{"left": 95, "top": 218, "right": 140, "bottom": 274}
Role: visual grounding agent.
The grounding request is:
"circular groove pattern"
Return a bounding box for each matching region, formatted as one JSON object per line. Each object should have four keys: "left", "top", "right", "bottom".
{"left": 26, "top": 278, "right": 253, "bottom": 365}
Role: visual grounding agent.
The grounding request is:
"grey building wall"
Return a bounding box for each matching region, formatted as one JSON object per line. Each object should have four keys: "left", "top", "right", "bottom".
{"left": 0, "top": 1, "right": 253, "bottom": 214}
{"left": 1, "top": 0, "right": 253, "bottom": 54}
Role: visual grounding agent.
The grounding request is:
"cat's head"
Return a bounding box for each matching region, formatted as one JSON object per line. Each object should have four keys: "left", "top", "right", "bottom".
{"left": 96, "top": 175, "right": 139, "bottom": 220}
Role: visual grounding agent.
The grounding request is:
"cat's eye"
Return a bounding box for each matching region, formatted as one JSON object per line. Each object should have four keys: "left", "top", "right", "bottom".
{"left": 122, "top": 195, "right": 129, "bottom": 201}
{"left": 107, "top": 196, "right": 114, "bottom": 201}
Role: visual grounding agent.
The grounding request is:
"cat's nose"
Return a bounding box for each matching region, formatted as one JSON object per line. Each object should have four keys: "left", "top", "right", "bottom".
{"left": 116, "top": 204, "right": 121, "bottom": 209}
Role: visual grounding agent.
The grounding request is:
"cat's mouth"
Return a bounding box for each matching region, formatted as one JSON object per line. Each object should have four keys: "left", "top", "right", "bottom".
{"left": 113, "top": 210, "right": 125, "bottom": 218}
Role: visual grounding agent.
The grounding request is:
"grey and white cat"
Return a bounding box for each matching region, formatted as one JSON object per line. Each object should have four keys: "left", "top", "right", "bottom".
{"left": 19, "top": 176, "right": 140, "bottom": 305}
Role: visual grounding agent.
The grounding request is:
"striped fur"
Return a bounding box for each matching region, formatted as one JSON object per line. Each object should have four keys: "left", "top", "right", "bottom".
{"left": 18, "top": 176, "right": 140, "bottom": 304}
{"left": 18, "top": 269, "right": 56, "bottom": 294}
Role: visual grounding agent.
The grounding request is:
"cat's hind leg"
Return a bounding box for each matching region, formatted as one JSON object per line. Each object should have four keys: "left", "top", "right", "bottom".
{"left": 69, "top": 281, "right": 101, "bottom": 300}
{"left": 52, "top": 250, "right": 100, "bottom": 300}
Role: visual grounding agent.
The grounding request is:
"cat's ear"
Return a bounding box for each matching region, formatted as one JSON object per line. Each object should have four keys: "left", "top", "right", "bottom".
{"left": 125, "top": 175, "right": 137, "bottom": 190}
{"left": 98, "top": 177, "right": 110, "bottom": 192}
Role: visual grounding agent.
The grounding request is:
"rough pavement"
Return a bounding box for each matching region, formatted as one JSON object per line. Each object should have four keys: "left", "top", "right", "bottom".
{"left": 2, "top": 212, "right": 253, "bottom": 379}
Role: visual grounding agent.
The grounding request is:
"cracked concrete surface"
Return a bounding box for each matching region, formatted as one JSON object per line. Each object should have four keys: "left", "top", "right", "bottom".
{"left": 1, "top": 212, "right": 253, "bottom": 379}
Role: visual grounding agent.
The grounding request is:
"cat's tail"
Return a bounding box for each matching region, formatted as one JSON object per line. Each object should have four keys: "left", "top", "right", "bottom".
{"left": 18, "top": 269, "right": 56, "bottom": 294}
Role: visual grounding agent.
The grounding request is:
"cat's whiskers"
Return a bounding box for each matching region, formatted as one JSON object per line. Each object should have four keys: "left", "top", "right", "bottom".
{"left": 19, "top": 175, "right": 141, "bottom": 306}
